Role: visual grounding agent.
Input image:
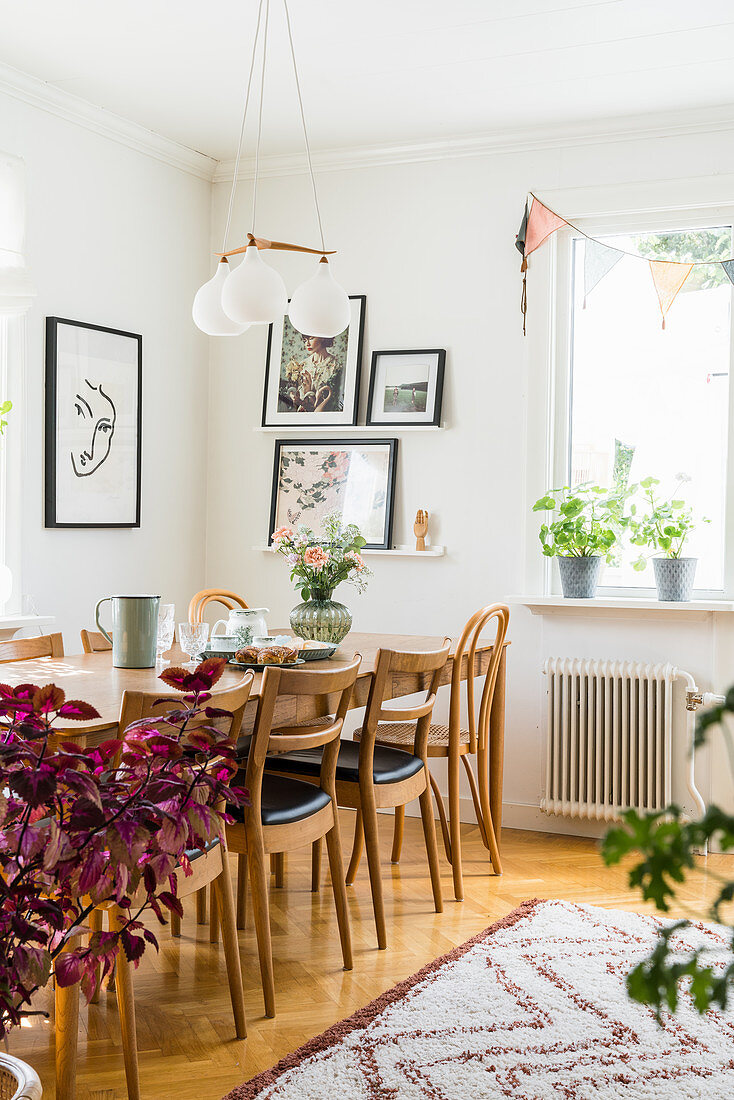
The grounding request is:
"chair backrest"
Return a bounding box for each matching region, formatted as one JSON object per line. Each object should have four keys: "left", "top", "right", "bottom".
{"left": 80, "top": 628, "right": 112, "bottom": 654}
{"left": 449, "top": 605, "right": 510, "bottom": 755}
{"left": 118, "top": 673, "right": 254, "bottom": 743}
{"left": 0, "top": 632, "right": 65, "bottom": 664}
{"left": 360, "top": 641, "right": 451, "bottom": 765}
{"left": 244, "top": 657, "right": 362, "bottom": 820}
{"left": 188, "top": 588, "right": 249, "bottom": 625}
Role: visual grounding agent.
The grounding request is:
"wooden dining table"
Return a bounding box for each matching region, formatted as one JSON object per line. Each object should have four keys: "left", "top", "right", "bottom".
{"left": 0, "top": 630, "right": 508, "bottom": 846}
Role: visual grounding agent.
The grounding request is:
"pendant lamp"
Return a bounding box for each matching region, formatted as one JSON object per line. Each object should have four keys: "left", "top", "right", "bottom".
{"left": 191, "top": 0, "right": 349, "bottom": 336}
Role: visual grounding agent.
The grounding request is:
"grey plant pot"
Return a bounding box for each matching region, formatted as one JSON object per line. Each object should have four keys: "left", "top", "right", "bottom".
{"left": 653, "top": 557, "right": 697, "bottom": 602}
{"left": 558, "top": 555, "right": 603, "bottom": 598}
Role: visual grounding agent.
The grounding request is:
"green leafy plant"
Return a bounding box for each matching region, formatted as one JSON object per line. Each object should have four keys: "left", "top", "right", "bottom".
{"left": 602, "top": 689, "right": 734, "bottom": 1021}
{"left": 532, "top": 482, "right": 627, "bottom": 560}
{"left": 629, "top": 475, "right": 706, "bottom": 570}
{"left": 0, "top": 400, "right": 11, "bottom": 436}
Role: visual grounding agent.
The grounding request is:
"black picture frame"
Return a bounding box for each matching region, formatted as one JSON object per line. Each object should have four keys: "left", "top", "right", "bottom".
{"left": 268, "top": 437, "right": 398, "bottom": 551}
{"left": 261, "top": 295, "right": 366, "bottom": 427}
{"left": 45, "top": 317, "right": 143, "bottom": 529}
{"left": 366, "top": 348, "right": 446, "bottom": 427}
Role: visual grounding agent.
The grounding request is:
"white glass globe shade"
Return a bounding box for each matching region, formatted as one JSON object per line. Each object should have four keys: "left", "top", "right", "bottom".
{"left": 288, "top": 259, "right": 351, "bottom": 338}
{"left": 192, "top": 260, "right": 249, "bottom": 336}
{"left": 221, "top": 245, "right": 288, "bottom": 325}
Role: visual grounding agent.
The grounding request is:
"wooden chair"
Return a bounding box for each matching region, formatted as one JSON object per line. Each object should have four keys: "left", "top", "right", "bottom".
{"left": 188, "top": 587, "right": 249, "bottom": 624}
{"left": 0, "top": 632, "right": 64, "bottom": 663}
{"left": 226, "top": 657, "right": 361, "bottom": 1018}
{"left": 54, "top": 672, "right": 254, "bottom": 1100}
{"left": 80, "top": 628, "right": 112, "bottom": 653}
{"left": 363, "top": 605, "right": 510, "bottom": 901}
{"left": 266, "top": 643, "right": 450, "bottom": 950}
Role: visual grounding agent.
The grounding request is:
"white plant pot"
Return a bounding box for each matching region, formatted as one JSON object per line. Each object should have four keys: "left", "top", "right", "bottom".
{"left": 0, "top": 1053, "right": 43, "bottom": 1099}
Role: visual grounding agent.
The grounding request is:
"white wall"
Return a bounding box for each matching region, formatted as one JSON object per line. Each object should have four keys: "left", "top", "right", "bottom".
{"left": 0, "top": 89, "right": 212, "bottom": 647}
{"left": 206, "top": 123, "right": 734, "bottom": 834}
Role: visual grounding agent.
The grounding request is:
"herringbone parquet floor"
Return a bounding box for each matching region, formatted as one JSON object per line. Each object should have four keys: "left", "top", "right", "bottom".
{"left": 7, "top": 811, "right": 731, "bottom": 1099}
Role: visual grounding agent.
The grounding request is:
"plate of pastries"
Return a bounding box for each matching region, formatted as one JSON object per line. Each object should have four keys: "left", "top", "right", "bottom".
{"left": 229, "top": 643, "right": 304, "bottom": 670}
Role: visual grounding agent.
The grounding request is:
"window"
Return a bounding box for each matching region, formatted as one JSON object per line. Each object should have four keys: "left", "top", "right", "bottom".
{"left": 563, "top": 223, "right": 732, "bottom": 594}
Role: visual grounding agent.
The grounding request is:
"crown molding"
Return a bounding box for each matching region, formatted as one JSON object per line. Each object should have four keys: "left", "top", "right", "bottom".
{"left": 213, "top": 103, "right": 734, "bottom": 184}
{"left": 0, "top": 61, "right": 216, "bottom": 182}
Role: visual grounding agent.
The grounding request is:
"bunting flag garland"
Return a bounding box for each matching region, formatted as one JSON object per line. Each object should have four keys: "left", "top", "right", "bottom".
{"left": 648, "top": 260, "right": 693, "bottom": 329}
{"left": 583, "top": 239, "right": 623, "bottom": 307}
{"left": 516, "top": 192, "right": 734, "bottom": 334}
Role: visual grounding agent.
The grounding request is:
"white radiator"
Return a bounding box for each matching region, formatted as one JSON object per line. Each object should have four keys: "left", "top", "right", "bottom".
{"left": 541, "top": 658, "right": 676, "bottom": 821}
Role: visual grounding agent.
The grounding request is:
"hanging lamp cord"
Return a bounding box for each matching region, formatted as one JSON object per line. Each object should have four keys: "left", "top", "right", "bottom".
{"left": 282, "top": 0, "right": 327, "bottom": 255}
{"left": 251, "top": 0, "right": 270, "bottom": 238}
{"left": 222, "top": 0, "right": 266, "bottom": 253}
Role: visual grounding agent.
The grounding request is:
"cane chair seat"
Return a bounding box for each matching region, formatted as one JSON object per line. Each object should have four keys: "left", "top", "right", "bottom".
{"left": 354, "top": 722, "right": 471, "bottom": 757}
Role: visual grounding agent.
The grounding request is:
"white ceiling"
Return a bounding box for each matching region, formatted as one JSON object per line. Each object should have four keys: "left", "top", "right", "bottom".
{"left": 2, "top": 0, "right": 734, "bottom": 162}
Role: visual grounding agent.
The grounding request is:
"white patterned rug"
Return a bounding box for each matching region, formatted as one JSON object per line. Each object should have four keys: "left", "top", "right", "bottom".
{"left": 225, "top": 899, "right": 734, "bottom": 1100}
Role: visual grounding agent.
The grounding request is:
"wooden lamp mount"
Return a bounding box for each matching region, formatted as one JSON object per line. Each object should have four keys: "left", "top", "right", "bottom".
{"left": 217, "top": 233, "right": 336, "bottom": 260}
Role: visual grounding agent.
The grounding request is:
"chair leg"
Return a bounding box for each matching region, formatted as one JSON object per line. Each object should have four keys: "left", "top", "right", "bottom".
{"left": 448, "top": 750, "right": 464, "bottom": 902}
{"left": 196, "top": 886, "right": 207, "bottom": 924}
{"left": 324, "top": 823, "right": 353, "bottom": 970}
{"left": 346, "top": 808, "right": 364, "bottom": 885}
{"left": 170, "top": 907, "right": 181, "bottom": 938}
{"left": 209, "top": 883, "right": 219, "bottom": 944}
{"left": 361, "top": 797, "right": 387, "bottom": 949}
{"left": 54, "top": 940, "right": 80, "bottom": 1100}
{"left": 419, "top": 784, "right": 443, "bottom": 914}
{"left": 88, "top": 908, "right": 103, "bottom": 1004}
{"left": 429, "top": 769, "right": 452, "bottom": 863}
{"left": 311, "top": 837, "right": 322, "bottom": 892}
{"left": 273, "top": 851, "right": 285, "bottom": 888}
{"left": 109, "top": 907, "right": 141, "bottom": 1100}
{"left": 236, "top": 853, "right": 248, "bottom": 929}
{"left": 212, "top": 866, "right": 247, "bottom": 1039}
{"left": 477, "top": 747, "right": 503, "bottom": 875}
{"left": 391, "top": 805, "right": 405, "bottom": 864}
{"left": 249, "top": 845, "right": 276, "bottom": 1017}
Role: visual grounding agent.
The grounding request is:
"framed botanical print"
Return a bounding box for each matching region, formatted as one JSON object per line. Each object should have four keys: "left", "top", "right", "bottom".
{"left": 366, "top": 348, "right": 446, "bottom": 427}
{"left": 269, "top": 438, "right": 398, "bottom": 550}
{"left": 45, "top": 317, "right": 142, "bottom": 528}
{"left": 261, "top": 295, "right": 366, "bottom": 427}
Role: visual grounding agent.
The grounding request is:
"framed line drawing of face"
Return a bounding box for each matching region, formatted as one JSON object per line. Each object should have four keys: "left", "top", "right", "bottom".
{"left": 45, "top": 317, "right": 142, "bottom": 528}
{"left": 261, "top": 295, "right": 366, "bottom": 427}
{"left": 268, "top": 438, "right": 398, "bottom": 550}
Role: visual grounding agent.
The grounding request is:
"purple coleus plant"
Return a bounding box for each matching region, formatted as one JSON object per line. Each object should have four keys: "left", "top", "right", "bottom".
{"left": 0, "top": 657, "right": 247, "bottom": 1038}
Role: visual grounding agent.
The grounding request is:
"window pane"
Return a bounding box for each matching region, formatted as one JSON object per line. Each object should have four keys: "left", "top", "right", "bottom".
{"left": 569, "top": 227, "right": 731, "bottom": 591}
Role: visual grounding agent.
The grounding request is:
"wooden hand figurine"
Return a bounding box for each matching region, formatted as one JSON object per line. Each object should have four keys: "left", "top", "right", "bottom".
{"left": 414, "top": 509, "right": 429, "bottom": 551}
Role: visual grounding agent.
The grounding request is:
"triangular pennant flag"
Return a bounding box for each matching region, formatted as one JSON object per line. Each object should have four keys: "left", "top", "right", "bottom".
{"left": 515, "top": 200, "right": 529, "bottom": 257}
{"left": 649, "top": 260, "right": 693, "bottom": 329}
{"left": 721, "top": 259, "right": 734, "bottom": 284}
{"left": 524, "top": 198, "right": 566, "bottom": 258}
{"left": 583, "top": 239, "right": 623, "bottom": 306}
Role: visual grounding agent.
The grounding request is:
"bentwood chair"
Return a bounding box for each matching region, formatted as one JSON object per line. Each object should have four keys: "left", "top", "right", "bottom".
{"left": 0, "top": 632, "right": 64, "bottom": 662}
{"left": 363, "top": 605, "right": 510, "bottom": 901}
{"left": 267, "top": 642, "right": 450, "bottom": 949}
{"left": 80, "top": 628, "right": 112, "bottom": 653}
{"left": 227, "top": 657, "right": 361, "bottom": 1017}
{"left": 188, "top": 587, "right": 249, "bottom": 624}
{"left": 54, "top": 672, "right": 253, "bottom": 1100}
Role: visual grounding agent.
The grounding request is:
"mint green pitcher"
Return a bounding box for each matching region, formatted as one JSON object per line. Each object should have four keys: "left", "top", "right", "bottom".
{"left": 95, "top": 594, "right": 161, "bottom": 668}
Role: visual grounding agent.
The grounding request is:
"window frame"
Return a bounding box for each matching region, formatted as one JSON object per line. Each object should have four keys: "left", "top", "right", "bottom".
{"left": 529, "top": 193, "right": 734, "bottom": 601}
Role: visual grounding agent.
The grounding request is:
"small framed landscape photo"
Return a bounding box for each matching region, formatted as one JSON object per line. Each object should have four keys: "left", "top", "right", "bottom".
{"left": 262, "top": 295, "right": 366, "bottom": 427}
{"left": 269, "top": 437, "right": 398, "bottom": 550}
{"left": 366, "top": 348, "right": 445, "bottom": 427}
{"left": 45, "top": 317, "right": 142, "bottom": 528}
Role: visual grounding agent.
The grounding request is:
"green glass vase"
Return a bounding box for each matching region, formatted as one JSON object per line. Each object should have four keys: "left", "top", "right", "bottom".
{"left": 289, "top": 587, "right": 352, "bottom": 644}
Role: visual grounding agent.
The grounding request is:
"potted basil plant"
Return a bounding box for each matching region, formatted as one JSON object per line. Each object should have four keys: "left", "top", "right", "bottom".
{"left": 533, "top": 483, "right": 625, "bottom": 598}
{"left": 629, "top": 475, "right": 706, "bottom": 601}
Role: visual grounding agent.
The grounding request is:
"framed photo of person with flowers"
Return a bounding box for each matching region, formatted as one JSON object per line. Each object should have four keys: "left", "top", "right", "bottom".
{"left": 268, "top": 438, "right": 398, "bottom": 550}
{"left": 261, "top": 295, "right": 366, "bottom": 427}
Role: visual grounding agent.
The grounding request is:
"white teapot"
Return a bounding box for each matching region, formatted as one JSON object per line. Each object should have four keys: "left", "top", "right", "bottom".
{"left": 212, "top": 607, "right": 269, "bottom": 646}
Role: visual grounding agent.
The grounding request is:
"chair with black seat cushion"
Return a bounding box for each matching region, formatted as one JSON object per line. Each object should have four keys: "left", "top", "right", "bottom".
{"left": 226, "top": 656, "right": 361, "bottom": 1017}
{"left": 266, "top": 641, "right": 450, "bottom": 950}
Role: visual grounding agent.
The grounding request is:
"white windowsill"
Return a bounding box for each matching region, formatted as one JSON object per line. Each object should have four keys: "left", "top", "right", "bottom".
{"left": 510, "top": 595, "right": 734, "bottom": 614}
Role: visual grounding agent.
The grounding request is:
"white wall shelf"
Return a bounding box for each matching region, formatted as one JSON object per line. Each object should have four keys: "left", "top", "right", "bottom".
{"left": 254, "top": 425, "right": 443, "bottom": 433}
{"left": 258, "top": 545, "right": 445, "bottom": 558}
{"left": 510, "top": 595, "right": 734, "bottom": 614}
